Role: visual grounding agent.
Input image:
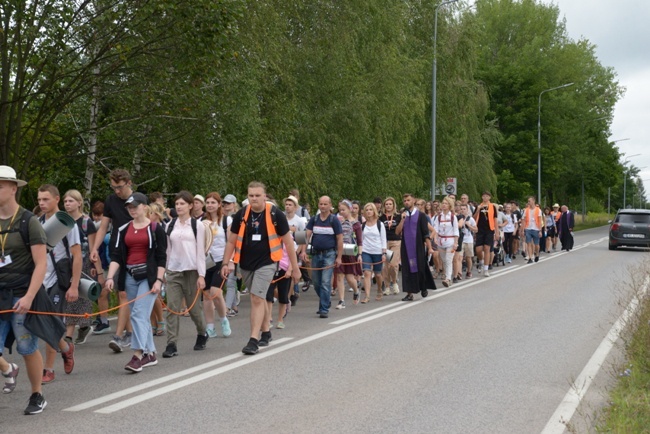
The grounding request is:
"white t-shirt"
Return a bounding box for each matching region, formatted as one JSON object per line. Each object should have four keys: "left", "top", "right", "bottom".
{"left": 43, "top": 217, "right": 81, "bottom": 289}
{"left": 503, "top": 213, "right": 517, "bottom": 233}
{"left": 361, "top": 221, "right": 386, "bottom": 255}
{"left": 207, "top": 216, "right": 232, "bottom": 263}
{"left": 525, "top": 207, "right": 543, "bottom": 231}
{"left": 461, "top": 215, "right": 476, "bottom": 244}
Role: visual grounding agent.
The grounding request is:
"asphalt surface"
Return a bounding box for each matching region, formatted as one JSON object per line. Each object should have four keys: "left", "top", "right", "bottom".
{"left": 1, "top": 226, "right": 645, "bottom": 433}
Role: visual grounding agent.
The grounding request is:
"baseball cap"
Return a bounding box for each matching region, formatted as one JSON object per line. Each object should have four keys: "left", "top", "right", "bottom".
{"left": 223, "top": 194, "right": 237, "bottom": 204}
{"left": 124, "top": 192, "right": 148, "bottom": 207}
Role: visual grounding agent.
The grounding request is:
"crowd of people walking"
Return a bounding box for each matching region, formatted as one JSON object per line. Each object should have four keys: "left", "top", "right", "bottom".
{"left": 0, "top": 166, "right": 577, "bottom": 415}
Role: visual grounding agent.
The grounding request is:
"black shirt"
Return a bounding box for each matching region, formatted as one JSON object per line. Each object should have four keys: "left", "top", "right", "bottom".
{"left": 230, "top": 206, "right": 290, "bottom": 271}
{"left": 103, "top": 194, "right": 133, "bottom": 254}
{"left": 380, "top": 213, "right": 402, "bottom": 241}
{"left": 476, "top": 203, "right": 497, "bottom": 233}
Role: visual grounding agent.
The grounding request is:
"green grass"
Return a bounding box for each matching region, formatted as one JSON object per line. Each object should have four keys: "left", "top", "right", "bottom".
{"left": 597, "top": 291, "right": 650, "bottom": 432}
{"left": 574, "top": 212, "right": 612, "bottom": 231}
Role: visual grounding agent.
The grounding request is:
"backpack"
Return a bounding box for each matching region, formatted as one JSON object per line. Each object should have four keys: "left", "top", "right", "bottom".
{"left": 362, "top": 220, "right": 383, "bottom": 237}
{"left": 166, "top": 217, "right": 212, "bottom": 255}
{"left": 240, "top": 205, "right": 279, "bottom": 231}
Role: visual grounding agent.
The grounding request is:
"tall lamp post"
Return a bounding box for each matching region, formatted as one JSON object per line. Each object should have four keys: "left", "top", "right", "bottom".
{"left": 537, "top": 82, "right": 574, "bottom": 205}
{"left": 623, "top": 154, "right": 641, "bottom": 209}
{"left": 431, "top": 0, "right": 460, "bottom": 200}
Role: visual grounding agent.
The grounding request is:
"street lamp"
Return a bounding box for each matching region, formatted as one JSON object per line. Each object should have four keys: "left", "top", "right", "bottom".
{"left": 537, "top": 82, "right": 574, "bottom": 205}
{"left": 431, "top": 0, "right": 460, "bottom": 200}
{"left": 623, "top": 154, "right": 641, "bottom": 209}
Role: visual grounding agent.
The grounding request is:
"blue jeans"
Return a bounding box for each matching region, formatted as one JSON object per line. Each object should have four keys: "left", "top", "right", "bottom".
{"left": 311, "top": 250, "right": 336, "bottom": 313}
{"left": 0, "top": 297, "right": 39, "bottom": 356}
{"left": 125, "top": 273, "right": 157, "bottom": 354}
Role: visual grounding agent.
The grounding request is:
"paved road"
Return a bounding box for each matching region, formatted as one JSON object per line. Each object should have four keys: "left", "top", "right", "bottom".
{"left": 1, "top": 226, "right": 643, "bottom": 433}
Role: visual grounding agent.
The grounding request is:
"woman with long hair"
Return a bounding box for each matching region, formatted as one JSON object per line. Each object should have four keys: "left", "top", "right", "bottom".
{"left": 432, "top": 196, "right": 458, "bottom": 287}
{"left": 105, "top": 193, "right": 167, "bottom": 372}
{"left": 380, "top": 197, "right": 402, "bottom": 295}
{"left": 146, "top": 203, "right": 167, "bottom": 336}
{"left": 62, "top": 190, "right": 102, "bottom": 344}
{"left": 334, "top": 200, "right": 362, "bottom": 308}
{"left": 202, "top": 192, "right": 232, "bottom": 338}
{"left": 361, "top": 203, "right": 387, "bottom": 302}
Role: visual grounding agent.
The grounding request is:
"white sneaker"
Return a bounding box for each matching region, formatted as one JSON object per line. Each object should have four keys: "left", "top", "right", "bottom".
{"left": 391, "top": 283, "right": 400, "bottom": 295}
{"left": 484, "top": 270, "right": 491, "bottom": 277}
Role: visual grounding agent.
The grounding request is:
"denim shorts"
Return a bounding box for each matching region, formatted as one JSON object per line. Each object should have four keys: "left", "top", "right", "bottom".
{"left": 362, "top": 252, "right": 383, "bottom": 273}
{"left": 525, "top": 229, "right": 541, "bottom": 245}
{"left": 0, "top": 297, "right": 40, "bottom": 356}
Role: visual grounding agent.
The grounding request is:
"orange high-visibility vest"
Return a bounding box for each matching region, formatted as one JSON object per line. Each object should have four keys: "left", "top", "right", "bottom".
{"left": 523, "top": 206, "right": 543, "bottom": 229}
{"left": 233, "top": 203, "right": 282, "bottom": 263}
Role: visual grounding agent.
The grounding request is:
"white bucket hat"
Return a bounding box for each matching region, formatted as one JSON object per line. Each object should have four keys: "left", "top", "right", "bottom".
{"left": 0, "top": 166, "right": 27, "bottom": 187}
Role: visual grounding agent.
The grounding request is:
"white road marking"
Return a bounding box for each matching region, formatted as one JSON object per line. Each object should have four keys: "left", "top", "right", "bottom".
{"left": 541, "top": 276, "right": 650, "bottom": 434}
{"left": 63, "top": 337, "right": 293, "bottom": 412}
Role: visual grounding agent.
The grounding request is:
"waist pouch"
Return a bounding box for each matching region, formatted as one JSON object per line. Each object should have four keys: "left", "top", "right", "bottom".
{"left": 128, "top": 264, "right": 148, "bottom": 281}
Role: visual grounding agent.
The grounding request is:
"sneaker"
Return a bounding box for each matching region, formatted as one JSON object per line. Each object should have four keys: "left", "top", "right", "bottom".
{"left": 289, "top": 294, "right": 298, "bottom": 306}
{"left": 477, "top": 266, "right": 483, "bottom": 274}
{"left": 382, "top": 289, "right": 390, "bottom": 296}
{"left": 534, "top": 256, "right": 539, "bottom": 263}
{"left": 92, "top": 322, "right": 112, "bottom": 335}
{"left": 122, "top": 332, "right": 132, "bottom": 348}
{"left": 206, "top": 327, "right": 218, "bottom": 338}
{"left": 91, "top": 317, "right": 101, "bottom": 327}
{"left": 109, "top": 335, "right": 123, "bottom": 353}
{"left": 319, "top": 312, "right": 329, "bottom": 319}
{"left": 258, "top": 331, "right": 272, "bottom": 347}
{"left": 162, "top": 343, "right": 178, "bottom": 358}
{"left": 488, "top": 265, "right": 493, "bottom": 270}
{"left": 124, "top": 355, "right": 142, "bottom": 373}
{"left": 527, "top": 259, "right": 533, "bottom": 264}
{"left": 61, "top": 342, "right": 75, "bottom": 374}
{"left": 466, "top": 272, "right": 472, "bottom": 278}
{"left": 336, "top": 300, "right": 346, "bottom": 309}
{"left": 452, "top": 277, "right": 458, "bottom": 284}
{"left": 24, "top": 392, "right": 47, "bottom": 415}
{"left": 276, "top": 321, "right": 285, "bottom": 329}
{"left": 242, "top": 338, "right": 259, "bottom": 355}
{"left": 41, "top": 369, "right": 55, "bottom": 384}
{"left": 226, "top": 308, "right": 238, "bottom": 317}
{"left": 484, "top": 270, "right": 490, "bottom": 277}
{"left": 193, "top": 334, "right": 208, "bottom": 351}
{"left": 391, "top": 283, "right": 400, "bottom": 295}
{"left": 75, "top": 326, "right": 92, "bottom": 345}
{"left": 221, "top": 318, "right": 232, "bottom": 337}
{"left": 141, "top": 353, "right": 158, "bottom": 368}
{"left": 2, "top": 363, "right": 19, "bottom": 394}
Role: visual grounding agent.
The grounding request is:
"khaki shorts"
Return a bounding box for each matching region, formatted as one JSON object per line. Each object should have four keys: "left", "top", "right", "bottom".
{"left": 240, "top": 263, "right": 278, "bottom": 299}
{"left": 462, "top": 243, "right": 474, "bottom": 258}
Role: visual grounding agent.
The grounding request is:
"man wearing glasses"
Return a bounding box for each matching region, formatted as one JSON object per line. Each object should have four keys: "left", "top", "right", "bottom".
{"left": 90, "top": 169, "right": 135, "bottom": 352}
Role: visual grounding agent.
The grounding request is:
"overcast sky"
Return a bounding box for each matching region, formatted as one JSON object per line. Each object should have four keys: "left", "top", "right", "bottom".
{"left": 549, "top": 0, "right": 650, "bottom": 195}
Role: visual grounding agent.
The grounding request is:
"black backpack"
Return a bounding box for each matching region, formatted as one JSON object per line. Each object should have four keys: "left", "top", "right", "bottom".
{"left": 166, "top": 217, "right": 198, "bottom": 240}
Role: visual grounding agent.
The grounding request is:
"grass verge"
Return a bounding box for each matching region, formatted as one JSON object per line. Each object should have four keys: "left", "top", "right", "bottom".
{"left": 597, "top": 273, "right": 650, "bottom": 432}
{"left": 574, "top": 212, "right": 611, "bottom": 232}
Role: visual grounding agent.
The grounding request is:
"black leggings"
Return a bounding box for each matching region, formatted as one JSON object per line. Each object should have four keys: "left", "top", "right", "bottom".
{"left": 504, "top": 232, "right": 514, "bottom": 256}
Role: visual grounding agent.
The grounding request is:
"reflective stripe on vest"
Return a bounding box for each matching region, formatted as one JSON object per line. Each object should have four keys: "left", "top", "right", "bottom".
{"left": 233, "top": 203, "right": 283, "bottom": 264}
